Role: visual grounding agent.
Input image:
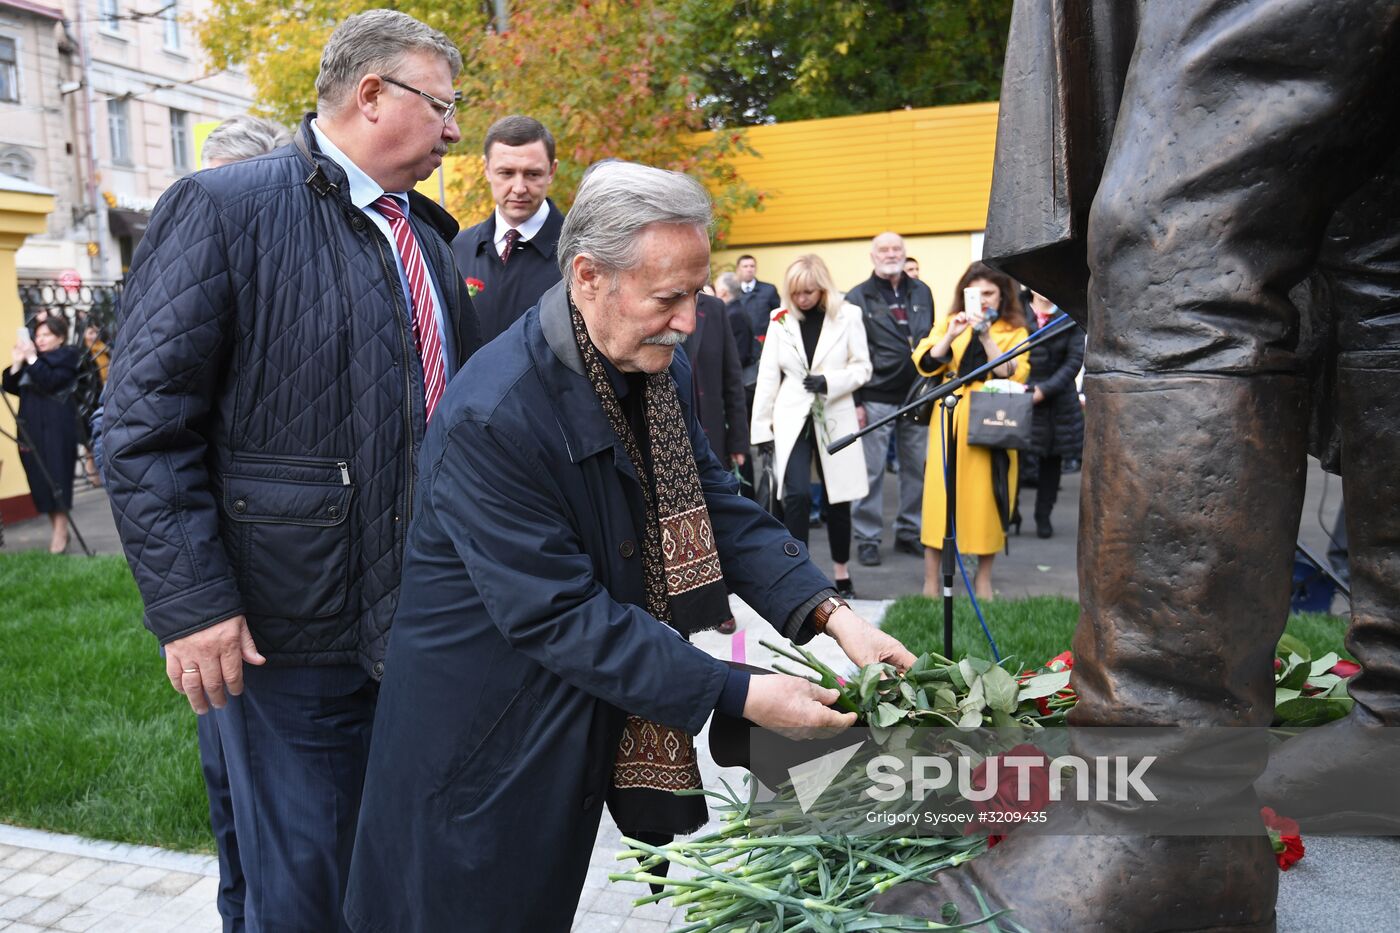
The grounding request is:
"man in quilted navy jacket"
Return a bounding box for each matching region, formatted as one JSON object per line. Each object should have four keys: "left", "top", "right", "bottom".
{"left": 103, "top": 11, "right": 480, "bottom": 931}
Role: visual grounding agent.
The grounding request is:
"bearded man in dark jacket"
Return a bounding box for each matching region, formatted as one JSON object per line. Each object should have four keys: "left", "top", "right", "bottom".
{"left": 845, "top": 231, "right": 935, "bottom": 566}
{"left": 103, "top": 12, "right": 480, "bottom": 930}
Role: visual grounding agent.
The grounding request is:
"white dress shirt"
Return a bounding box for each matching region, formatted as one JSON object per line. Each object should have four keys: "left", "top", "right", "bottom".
{"left": 492, "top": 199, "right": 551, "bottom": 259}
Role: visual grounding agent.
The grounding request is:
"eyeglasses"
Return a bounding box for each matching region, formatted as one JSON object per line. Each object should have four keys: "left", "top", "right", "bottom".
{"left": 380, "top": 75, "right": 461, "bottom": 126}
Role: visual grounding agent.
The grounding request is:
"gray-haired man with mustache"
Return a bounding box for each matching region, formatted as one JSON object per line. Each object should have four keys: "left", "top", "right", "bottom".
{"left": 104, "top": 11, "right": 480, "bottom": 930}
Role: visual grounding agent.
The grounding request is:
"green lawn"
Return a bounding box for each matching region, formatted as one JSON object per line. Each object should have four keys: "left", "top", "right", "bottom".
{"left": 0, "top": 553, "right": 1353, "bottom": 853}
{"left": 881, "top": 594, "right": 1351, "bottom": 668}
{"left": 0, "top": 552, "right": 211, "bottom": 852}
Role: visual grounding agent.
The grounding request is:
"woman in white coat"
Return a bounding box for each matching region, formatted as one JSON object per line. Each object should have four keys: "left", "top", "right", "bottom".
{"left": 751, "top": 254, "right": 872, "bottom": 597}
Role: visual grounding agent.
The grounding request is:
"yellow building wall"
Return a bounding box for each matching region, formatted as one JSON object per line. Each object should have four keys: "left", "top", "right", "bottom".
{"left": 719, "top": 102, "right": 998, "bottom": 246}
{"left": 712, "top": 102, "right": 997, "bottom": 329}
{"left": 0, "top": 188, "right": 58, "bottom": 512}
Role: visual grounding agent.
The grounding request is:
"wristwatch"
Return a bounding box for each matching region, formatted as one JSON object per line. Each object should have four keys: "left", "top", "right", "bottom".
{"left": 811, "top": 594, "right": 850, "bottom": 635}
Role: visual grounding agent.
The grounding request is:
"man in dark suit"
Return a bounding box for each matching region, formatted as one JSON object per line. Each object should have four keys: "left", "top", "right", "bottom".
{"left": 733, "top": 254, "right": 782, "bottom": 364}
{"left": 451, "top": 115, "right": 565, "bottom": 342}
{"left": 731, "top": 257, "right": 781, "bottom": 501}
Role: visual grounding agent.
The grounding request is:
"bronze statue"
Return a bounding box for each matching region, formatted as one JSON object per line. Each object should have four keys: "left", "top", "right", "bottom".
{"left": 875, "top": 0, "right": 1400, "bottom": 928}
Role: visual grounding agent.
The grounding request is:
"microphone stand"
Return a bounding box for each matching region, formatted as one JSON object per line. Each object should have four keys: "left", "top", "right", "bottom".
{"left": 938, "top": 392, "right": 959, "bottom": 659}
{"left": 828, "top": 314, "right": 1076, "bottom": 658}
{"left": 1295, "top": 541, "right": 1351, "bottom": 601}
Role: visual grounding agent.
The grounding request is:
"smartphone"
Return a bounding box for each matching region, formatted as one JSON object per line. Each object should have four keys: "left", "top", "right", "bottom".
{"left": 16, "top": 325, "right": 31, "bottom": 346}
{"left": 962, "top": 286, "right": 983, "bottom": 317}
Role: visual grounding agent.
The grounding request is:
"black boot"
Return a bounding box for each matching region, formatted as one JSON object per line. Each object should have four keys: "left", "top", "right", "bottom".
{"left": 874, "top": 374, "right": 1307, "bottom": 931}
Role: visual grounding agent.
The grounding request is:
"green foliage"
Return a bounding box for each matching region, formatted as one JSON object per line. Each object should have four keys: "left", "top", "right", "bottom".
{"left": 197, "top": 0, "right": 760, "bottom": 240}
{"left": 199, "top": 0, "right": 483, "bottom": 126}
{"left": 679, "top": 0, "right": 1014, "bottom": 125}
{"left": 0, "top": 553, "right": 211, "bottom": 852}
{"left": 450, "top": 0, "right": 760, "bottom": 240}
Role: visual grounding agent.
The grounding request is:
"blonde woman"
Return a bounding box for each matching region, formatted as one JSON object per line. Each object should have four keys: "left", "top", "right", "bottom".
{"left": 751, "top": 255, "right": 872, "bottom": 596}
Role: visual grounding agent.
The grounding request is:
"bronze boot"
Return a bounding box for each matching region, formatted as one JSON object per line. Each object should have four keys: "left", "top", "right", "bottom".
{"left": 873, "top": 374, "right": 1307, "bottom": 931}
{"left": 1257, "top": 353, "right": 1400, "bottom": 831}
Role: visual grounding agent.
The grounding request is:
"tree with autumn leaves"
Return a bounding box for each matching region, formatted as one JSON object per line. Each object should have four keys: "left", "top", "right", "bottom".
{"left": 200, "top": 0, "right": 760, "bottom": 241}
{"left": 199, "top": 0, "right": 1014, "bottom": 237}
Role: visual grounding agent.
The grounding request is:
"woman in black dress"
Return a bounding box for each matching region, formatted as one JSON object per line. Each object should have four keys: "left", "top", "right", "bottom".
{"left": 6, "top": 316, "right": 81, "bottom": 552}
{"left": 1023, "top": 290, "right": 1085, "bottom": 538}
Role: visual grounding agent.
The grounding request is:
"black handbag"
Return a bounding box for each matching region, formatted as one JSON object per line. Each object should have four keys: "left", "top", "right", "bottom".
{"left": 752, "top": 444, "right": 779, "bottom": 515}
{"left": 900, "top": 374, "right": 940, "bottom": 424}
{"left": 965, "top": 391, "right": 1034, "bottom": 450}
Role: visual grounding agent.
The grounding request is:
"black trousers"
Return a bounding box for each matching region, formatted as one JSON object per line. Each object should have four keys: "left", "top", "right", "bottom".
{"left": 1034, "top": 454, "right": 1063, "bottom": 523}
{"left": 782, "top": 420, "right": 850, "bottom": 564}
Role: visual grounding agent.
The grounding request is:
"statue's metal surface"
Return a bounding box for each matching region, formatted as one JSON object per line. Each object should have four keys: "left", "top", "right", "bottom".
{"left": 875, "top": 0, "right": 1400, "bottom": 928}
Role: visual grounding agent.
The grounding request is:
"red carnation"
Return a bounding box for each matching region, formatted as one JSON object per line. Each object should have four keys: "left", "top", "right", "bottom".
{"left": 965, "top": 744, "right": 1052, "bottom": 848}
{"left": 1330, "top": 659, "right": 1361, "bottom": 678}
{"left": 1260, "top": 807, "right": 1305, "bottom": 871}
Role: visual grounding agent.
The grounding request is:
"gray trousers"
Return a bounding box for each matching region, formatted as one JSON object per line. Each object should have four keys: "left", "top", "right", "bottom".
{"left": 851, "top": 400, "right": 926, "bottom": 547}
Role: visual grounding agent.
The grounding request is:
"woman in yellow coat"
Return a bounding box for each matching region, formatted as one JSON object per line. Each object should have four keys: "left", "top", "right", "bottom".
{"left": 912, "top": 263, "right": 1030, "bottom": 599}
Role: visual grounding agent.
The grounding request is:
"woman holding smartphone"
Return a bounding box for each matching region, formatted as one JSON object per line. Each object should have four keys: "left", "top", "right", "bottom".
{"left": 6, "top": 316, "right": 81, "bottom": 553}
{"left": 912, "top": 262, "right": 1029, "bottom": 599}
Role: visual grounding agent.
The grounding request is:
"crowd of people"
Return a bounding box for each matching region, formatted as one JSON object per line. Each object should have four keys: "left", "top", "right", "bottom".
{"left": 724, "top": 243, "right": 1085, "bottom": 603}
{"left": 7, "top": 9, "right": 1089, "bottom": 931}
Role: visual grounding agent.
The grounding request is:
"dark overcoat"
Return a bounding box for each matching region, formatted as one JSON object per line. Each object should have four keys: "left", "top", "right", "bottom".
{"left": 734, "top": 279, "right": 782, "bottom": 385}
{"left": 1027, "top": 310, "right": 1085, "bottom": 457}
{"left": 682, "top": 292, "right": 750, "bottom": 464}
{"left": 344, "top": 282, "right": 831, "bottom": 933}
{"left": 451, "top": 199, "right": 565, "bottom": 343}
{"left": 3, "top": 346, "right": 79, "bottom": 513}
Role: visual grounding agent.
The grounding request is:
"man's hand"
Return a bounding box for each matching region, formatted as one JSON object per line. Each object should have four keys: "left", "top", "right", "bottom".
{"left": 731, "top": 452, "right": 746, "bottom": 467}
{"left": 826, "top": 608, "right": 916, "bottom": 672}
{"left": 856, "top": 405, "right": 867, "bottom": 429}
{"left": 1033, "top": 386, "right": 1045, "bottom": 404}
{"left": 743, "top": 673, "right": 857, "bottom": 740}
{"left": 164, "top": 615, "right": 266, "bottom": 714}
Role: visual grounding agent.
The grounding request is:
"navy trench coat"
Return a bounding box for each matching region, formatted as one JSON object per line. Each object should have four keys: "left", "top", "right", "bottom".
{"left": 344, "top": 282, "right": 831, "bottom": 932}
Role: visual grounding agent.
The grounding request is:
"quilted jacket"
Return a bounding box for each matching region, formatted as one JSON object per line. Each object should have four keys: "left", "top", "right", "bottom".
{"left": 105, "top": 116, "right": 482, "bottom": 675}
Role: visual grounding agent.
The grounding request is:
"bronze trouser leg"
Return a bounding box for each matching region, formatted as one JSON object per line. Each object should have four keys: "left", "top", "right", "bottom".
{"left": 1255, "top": 354, "right": 1400, "bottom": 829}
{"left": 875, "top": 375, "right": 1302, "bottom": 932}
{"left": 1336, "top": 356, "right": 1400, "bottom": 723}
{"left": 1255, "top": 139, "right": 1400, "bottom": 827}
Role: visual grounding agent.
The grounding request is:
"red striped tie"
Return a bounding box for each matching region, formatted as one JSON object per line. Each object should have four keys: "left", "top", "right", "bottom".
{"left": 373, "top": 195, "right": 446, "bottom": 421}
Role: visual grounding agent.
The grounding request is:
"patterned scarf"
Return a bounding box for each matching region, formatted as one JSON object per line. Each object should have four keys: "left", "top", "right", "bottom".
{"left": 568, "top": 297, "right": 732, "bottom": 835}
